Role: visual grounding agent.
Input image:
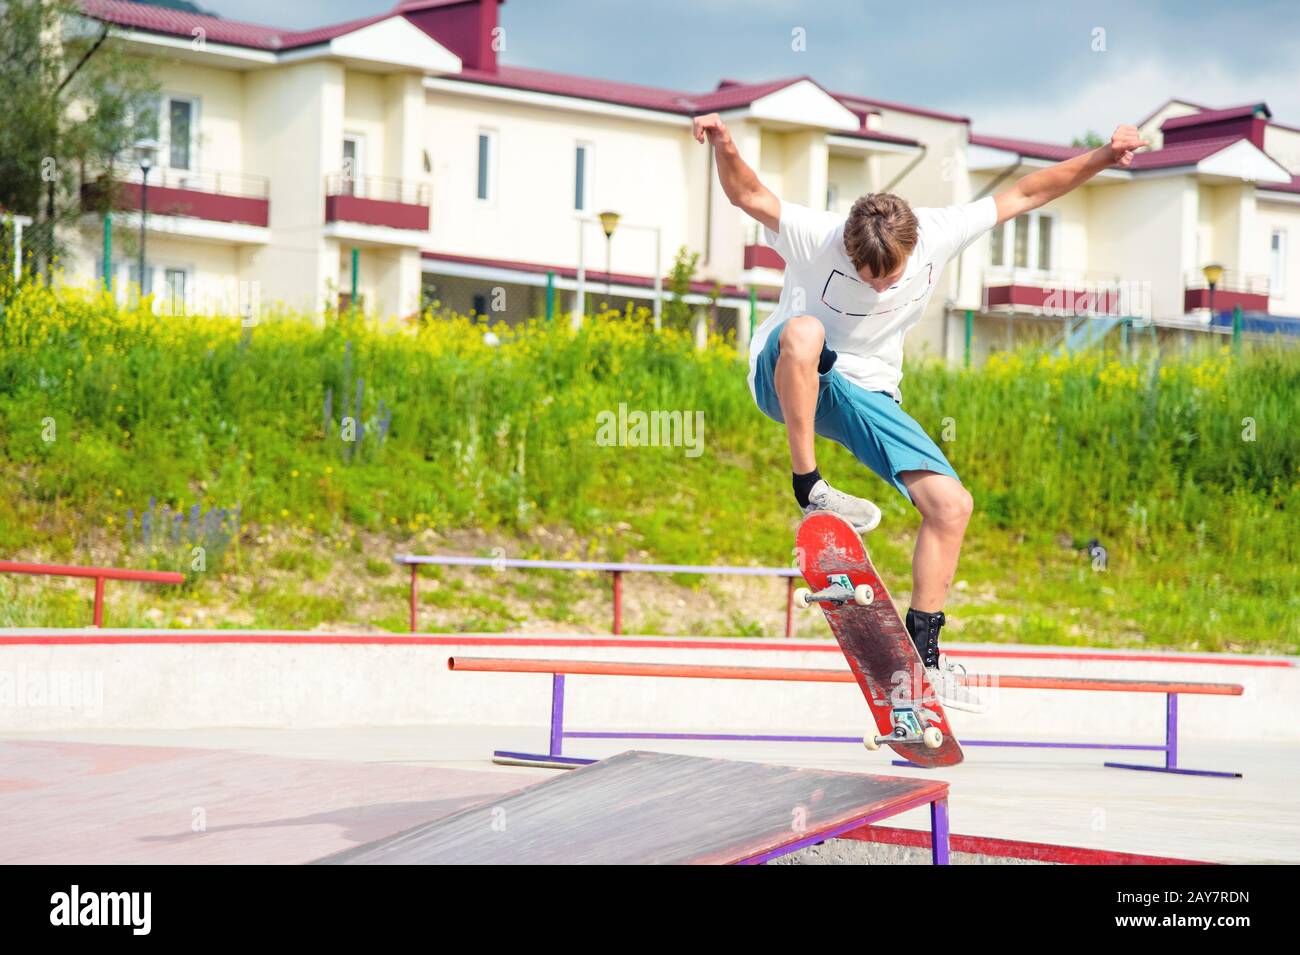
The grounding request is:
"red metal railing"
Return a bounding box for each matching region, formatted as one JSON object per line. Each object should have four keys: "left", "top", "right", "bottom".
{"left": 0, "top": 561, "right": 184, "bottom": 627}
{"left": 395, "top": 554, "right": 801, "bottom": 636}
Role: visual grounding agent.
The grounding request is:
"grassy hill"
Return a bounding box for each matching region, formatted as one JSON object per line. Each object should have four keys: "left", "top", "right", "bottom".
{"left": 1, "top": 283, "right": 1296, "bottom": 651}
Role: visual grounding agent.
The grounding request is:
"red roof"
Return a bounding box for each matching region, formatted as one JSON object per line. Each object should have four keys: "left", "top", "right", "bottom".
{"left": 82, "top": 1, "right": 944, "bottom": 134}
{"left": 1127, "top": 136, "right": 1242, "bottom": 169}
{"left": 452, "top": 64, "right": 728, "bottom": 112}
{"left": 968, "top": 133, "right": 1088, "bottom": 162}
{"left": 835, "top": 92, "right": 970, "bottom": 126}
{"left": 970, "top": 131, "right": 1249, "bottom": 171}
{"left": 451, "top": 68, "right": 834, "bottom": 117}
{"left": 82, "top": 0, "right": 392, "bottom": 51}
{"left": 1161, "top": 103, "right": 1270, "bottom": 131}
{"left": 446, "top": 67, "right": 920, "bottom": 143}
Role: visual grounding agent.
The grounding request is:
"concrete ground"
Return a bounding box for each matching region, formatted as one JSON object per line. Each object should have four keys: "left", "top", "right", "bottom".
{"left": 0, "top": 723, "right": 1293, "bottom": 864}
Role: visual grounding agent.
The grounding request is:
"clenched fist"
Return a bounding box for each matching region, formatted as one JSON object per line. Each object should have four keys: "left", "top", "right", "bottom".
{"left": 1107, "top": 125, "right": 1149, "bottom": 167}
{"left": 693, "top": 112, "right": 732, "bottom": 147}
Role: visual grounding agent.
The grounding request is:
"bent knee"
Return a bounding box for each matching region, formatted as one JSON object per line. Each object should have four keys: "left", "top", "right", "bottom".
{"left": 922, "top": 484, "right": 974, "bottom": 528}
{"left": 778, "top": 314, "right": 825, "bottom": 361}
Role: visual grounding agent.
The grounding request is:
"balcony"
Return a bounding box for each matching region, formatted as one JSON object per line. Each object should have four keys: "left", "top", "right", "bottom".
{"left": 84, "top": 168, "right": 269, "bottom": 227}
{"left": 743, "top": 243, "right": 785, "bottom": 271}
{"left": 982, "top": 269, "right": 1148, "bottom": 319}
{"left": 1183, "top": 270, "right": 1269, "bottom": 317}
{"left": 324, "top": 174, "right": 430, "bottom": 234}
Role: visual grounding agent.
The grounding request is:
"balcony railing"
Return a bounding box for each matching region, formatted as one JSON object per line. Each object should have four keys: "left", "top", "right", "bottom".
{"left": 741, "top": 225, "right": 785, "bottom": 272}
{"left": 119, "top": 167, "right": 269, "bottom": 199}
{"left": 982, "top": 268, "right": 1153, "bottom": 318}
{"left": 324, "top": 173, "right": 430, "bottom": 231}
{"left": 82, "top": 166, "right": 270, "bottom": 227}
{"left": 1182, "top": 270, "right": 1270, "bottom": 316}
{"left": 325, "top": 174, "right": 429, "bottom": 205}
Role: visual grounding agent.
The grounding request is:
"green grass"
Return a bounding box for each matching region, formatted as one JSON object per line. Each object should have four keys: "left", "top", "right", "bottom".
{"left": 0, "top": 282, "right": 1296, "bottom": 651}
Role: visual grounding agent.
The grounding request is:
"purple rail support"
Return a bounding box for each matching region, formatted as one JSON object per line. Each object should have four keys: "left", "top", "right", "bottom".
{"left": 1103, "top": 693, "right": 1242, "bottom": 778}
{"left": 492, "top": 674, "right": 595, "bottom": 767}
{"left": 550, "top": 673, "right": 566, "bottom": 757}
{"left": 736, "top": 790, "right": 950, "bottom": 865}
{"left": 489, "top": 673, "right": 1241, "bottom": 778}
{"left": 1167, "top": 691, "right": 1179, "bottom": 767}
{"left": 931, "top": 798, "right": 950, "bottom": 865}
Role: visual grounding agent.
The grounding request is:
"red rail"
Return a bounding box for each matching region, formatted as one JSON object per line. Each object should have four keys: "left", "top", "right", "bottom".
{"left": 0, "top": 561, "right": 184, "bottom": 627}
{"left": 445, "top": 657, "right": 1244, "bottom": 696}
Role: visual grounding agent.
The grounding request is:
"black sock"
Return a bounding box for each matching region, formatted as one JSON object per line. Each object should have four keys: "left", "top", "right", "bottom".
{"left": 792, "top": 467, "right": 822, "bottom": 508}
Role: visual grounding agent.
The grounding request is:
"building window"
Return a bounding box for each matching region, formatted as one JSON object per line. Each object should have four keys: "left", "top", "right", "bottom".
{"left": 477, "top": 130, "right": 496, "bottom": 202}
{"left": 989, "top": 222, "right": 1005, "bottom": 267}
{"left": 163, "top": 268, "right": 188, "bottom": 314}
{"left": 1272, "top": 229, "right": 1287, "bottom": 295}
{"left": 989, "top": 211, "right": 1055, "bottom": 272}
{"left": 342, "top": 135, "right": 365, "bottom": 196}
{"left": 119, "top": 263, "right": 189, "bottom": 311}
{"left": 1013, "top": 214, "right": 1030, "bottom": 268}
{"left": 165, "top": 97, "right": 196, "bottom": 171}
{"left": 826, "top": 183, "right": 839, "bottom": 212}
{"left": 1036, "top": 215, "right": 1053, "bottom": 272}
{"left": 574, "top": 143, "right": 591, "bottom": 212}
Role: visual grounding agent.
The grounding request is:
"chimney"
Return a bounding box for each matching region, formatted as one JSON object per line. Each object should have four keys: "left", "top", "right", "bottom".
{"left": 400, "top": 0, "right": 503, "bottom": 73}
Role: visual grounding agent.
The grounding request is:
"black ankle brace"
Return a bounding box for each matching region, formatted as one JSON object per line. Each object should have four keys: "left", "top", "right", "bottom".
{"left": 792, "top": 468, "right": 821, "bottom": 508}
{"left": 905, "top": 608, "right": 946, "bottom": 669}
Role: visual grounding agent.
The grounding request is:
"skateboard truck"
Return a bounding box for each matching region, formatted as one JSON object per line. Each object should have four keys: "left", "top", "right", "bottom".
{"left": 794, "top": 573, "right": 874, "bottom": 609}
{"left": 863, "top": 706, "right": 944, "bottom": 751}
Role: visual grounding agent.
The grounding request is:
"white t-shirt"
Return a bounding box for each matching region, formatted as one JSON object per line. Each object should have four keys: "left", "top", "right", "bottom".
{"left": 748, "top": 196, "right": 997, "bottom": 401}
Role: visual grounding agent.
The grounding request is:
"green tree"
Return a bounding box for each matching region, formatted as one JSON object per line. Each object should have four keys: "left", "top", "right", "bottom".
{"left": 0, "top": 0, "right": 157, "bottom": 279}
{"left": 662, "top": 245, "right": 700, "bottom": 330}
{"left": 1070, "top": 130, "right": 1107, "bottom": 149}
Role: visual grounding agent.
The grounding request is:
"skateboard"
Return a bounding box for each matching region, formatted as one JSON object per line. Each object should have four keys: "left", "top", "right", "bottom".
{"left": 795, "top": 510, "right": 964, "bottom": 768}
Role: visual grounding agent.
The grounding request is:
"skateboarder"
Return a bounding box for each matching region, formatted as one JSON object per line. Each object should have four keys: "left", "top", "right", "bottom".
{"left": 694, "top": 113, "right": 1146, "bottom": 709}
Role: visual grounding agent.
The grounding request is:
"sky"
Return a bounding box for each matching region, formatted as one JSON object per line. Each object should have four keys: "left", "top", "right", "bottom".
{"left": 198, "top": 0, "right": 1300, "bottom": 142}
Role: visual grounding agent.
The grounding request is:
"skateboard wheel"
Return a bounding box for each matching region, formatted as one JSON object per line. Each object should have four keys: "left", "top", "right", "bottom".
{"left": 922, "top": 726, "right": 943, "bottom": 749}
{"left": 862, "top": 733, "right": 881, "bottom": 751}
{"left": 853, "top": 583, "right": 874, "bottom": 606}
{"left": 794, "top": 587, "right": 813, "bottom": 608}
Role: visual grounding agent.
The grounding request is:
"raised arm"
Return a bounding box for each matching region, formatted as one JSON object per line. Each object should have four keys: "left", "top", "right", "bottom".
{"left": 994, "top": 125, "right": 1148, "bottom": 225}
{"left": 694, "top": 112, "right": 781, "bottom": 233}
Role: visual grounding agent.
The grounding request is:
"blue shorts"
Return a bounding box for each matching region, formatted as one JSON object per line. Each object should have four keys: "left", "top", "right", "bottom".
{"left": 753, "top": 321, "right": 960, "bottom": 503}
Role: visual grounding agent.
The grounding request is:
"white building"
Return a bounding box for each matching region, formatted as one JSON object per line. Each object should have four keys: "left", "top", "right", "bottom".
{"left": 64, "top": 0, "right": 1300, "bottom": 354}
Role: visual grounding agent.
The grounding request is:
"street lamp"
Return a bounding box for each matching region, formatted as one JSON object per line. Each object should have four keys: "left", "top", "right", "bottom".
{"left": 1202, "top": 263, "right": 1224, "bottom": 321}
{"left": 134, "top": 139, "right": 160, "bottom": 297}
{"left": 598, "top": 210, "right": 621, "bottom": 294}
{"left": 573, "top": 215, "right": 662, "bottom": 330}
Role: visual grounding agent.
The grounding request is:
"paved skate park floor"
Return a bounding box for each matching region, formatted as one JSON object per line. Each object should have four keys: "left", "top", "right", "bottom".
{"left": 0, "top": 724, "right": 1294, "bottom": 864}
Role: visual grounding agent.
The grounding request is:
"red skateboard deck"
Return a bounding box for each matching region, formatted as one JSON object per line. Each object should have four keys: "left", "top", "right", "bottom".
{"left": 796, "top": 510, "right": 964, "bottom": 768}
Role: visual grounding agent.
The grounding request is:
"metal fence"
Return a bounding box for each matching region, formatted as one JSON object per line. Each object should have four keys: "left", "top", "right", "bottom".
{"left": 0, "top": 212, "right": 58, "bottom": 288}
{"left": 420, "top": 269, "right": 747, "bottom": 348}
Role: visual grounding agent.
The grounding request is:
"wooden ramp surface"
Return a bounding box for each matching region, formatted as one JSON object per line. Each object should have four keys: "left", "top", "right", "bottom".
{"left": 317, "top": 750, "right": 947, "bottom": 865}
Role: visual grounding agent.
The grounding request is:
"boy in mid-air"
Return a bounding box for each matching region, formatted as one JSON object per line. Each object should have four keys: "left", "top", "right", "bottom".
{"left": 694, "top": 113, "right": 1145, "bottom": 708}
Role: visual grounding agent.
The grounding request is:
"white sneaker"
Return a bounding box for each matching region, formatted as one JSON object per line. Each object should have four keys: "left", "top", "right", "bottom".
{"left": 928, "top": 656, "right": 988, "bottom": 714}
{"left": 802, "top": 479, "right": 882, "bottom": 533}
